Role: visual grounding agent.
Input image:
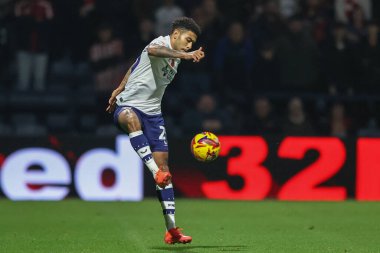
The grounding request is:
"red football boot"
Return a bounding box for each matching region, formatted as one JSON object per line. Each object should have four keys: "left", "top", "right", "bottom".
{"left": 155, "top": 168, "right": 172, "bottom": 188}
{"left": 164, "top": 227, "right": 192, "bottom": 244}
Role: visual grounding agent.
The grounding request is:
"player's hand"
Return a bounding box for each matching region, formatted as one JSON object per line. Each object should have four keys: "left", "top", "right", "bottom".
{"left": 185, "top": 47, "right": 205, "bottom": 63}
{"left": 106, "top": 88, "right": 122, "bottom": 113}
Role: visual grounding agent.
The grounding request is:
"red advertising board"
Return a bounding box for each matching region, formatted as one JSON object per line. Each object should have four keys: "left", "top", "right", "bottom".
{"left": 0, "top": 135, "right": 379, "bottom": 201}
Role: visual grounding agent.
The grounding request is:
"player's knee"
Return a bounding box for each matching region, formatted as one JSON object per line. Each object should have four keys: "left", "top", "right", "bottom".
{"left": 118, "top": 108, "right": 141, "bottom": 132}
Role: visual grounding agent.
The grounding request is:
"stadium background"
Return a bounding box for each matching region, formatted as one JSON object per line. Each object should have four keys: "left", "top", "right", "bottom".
{"left": 1, "top": 0, "right": 380, "bottom": 200}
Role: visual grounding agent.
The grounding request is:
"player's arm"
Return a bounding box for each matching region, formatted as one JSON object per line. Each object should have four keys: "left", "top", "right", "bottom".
{"left": 106, "top": 67, "right": 131, "bottom": 113}
{"left": 147, "top": 46, "right": 205, "bottom": 62}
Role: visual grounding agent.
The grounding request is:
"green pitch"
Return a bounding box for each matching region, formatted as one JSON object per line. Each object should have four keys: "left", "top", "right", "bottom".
{"left": 1, "top": 199, "right": 379, "bottom": 253}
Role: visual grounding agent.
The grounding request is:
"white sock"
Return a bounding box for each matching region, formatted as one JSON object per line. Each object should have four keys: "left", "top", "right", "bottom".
{"left": 146, "top": 158, "right": 159, "bottom": 176}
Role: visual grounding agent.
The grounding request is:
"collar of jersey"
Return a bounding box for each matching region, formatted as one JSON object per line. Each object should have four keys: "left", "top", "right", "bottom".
{"left": 165, "top": 35, "right": 173, "bottom": 49}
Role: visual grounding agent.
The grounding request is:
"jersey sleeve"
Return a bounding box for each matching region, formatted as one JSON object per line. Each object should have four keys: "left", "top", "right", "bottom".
{"left": 145, "top": 36, "right": 170, "bottom": 59}
{"left": 147, "top": 36, "right": 168, "bottom": 48}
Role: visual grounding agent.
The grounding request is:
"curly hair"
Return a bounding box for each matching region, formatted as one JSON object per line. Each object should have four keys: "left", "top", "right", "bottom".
{"left": 171, "top": 17, "right": 201, "bottom": 37}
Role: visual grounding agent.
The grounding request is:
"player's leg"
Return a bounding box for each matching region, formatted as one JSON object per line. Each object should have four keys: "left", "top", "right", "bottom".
{"left": 153, "top": 151, "right": 192, "bottom": 244}
{"left": 116, "top": 107, "right": 170, "bottom": 187}
{"left": 153, "top": 152, "right": 175, "bottom": 229}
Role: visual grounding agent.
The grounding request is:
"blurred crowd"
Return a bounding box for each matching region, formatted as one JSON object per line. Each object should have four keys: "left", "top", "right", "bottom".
{"left": 1, "top": 0, "right": 380, "bottom": 137}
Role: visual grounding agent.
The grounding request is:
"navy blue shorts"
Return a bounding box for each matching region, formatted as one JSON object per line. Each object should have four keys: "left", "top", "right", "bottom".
{"left": 113, "top": 105, "right": 168, "bottom": 152}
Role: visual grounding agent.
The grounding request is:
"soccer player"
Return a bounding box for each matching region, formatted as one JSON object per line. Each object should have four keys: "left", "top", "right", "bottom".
{"left": 106, "top": 17, "right": 204, "bottom": 244}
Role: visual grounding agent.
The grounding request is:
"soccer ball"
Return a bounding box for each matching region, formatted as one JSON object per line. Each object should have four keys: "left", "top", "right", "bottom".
{"left": 190, "top": 132, "right": 221, "bottom": 162}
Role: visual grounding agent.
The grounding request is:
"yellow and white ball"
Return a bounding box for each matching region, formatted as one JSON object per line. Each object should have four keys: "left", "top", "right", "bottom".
{"left": 190, "top": 132, "right": 221, "bottom": 162}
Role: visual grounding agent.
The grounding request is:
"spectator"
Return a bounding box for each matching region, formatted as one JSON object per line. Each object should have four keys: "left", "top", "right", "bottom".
{"left": 190, "top": 0, "right": 223, "bottom": 69}
{"left": 133, "top": 0, "right": 156, "bottom": 21}
{"left": 335, "top": 0, "right": 372, "bottom": 23}
{"left": 277, "top": 15, "right": 319, "bottom": 91}
{"left": 278, "top": 0, "right": 299, "bottom": 18}
{"left": 252, "top": 41, "right": 280, "bottom": 90}
{"left": 329, "top": 103, "right": 355, "bottom": 137}
{"left": 282, "top": 97, "right": 316, "bottom": 136}
{"left": 214, "top": 21, "right": 254, "bottom": 105}
{"left": 72, "top": 0, "right": 97, "bottom": 63}
{"left": 95, "top": 0, "right": 137, "bottom": 43}
{"left": 89, "top": 24, "right": 125, "bottom": 92}
{"left": 199, "top": 0, "right": 220, "bottom": 28}
{"left": 14, "top": 0, "right": 54, "bottom": 91}
{"left": 322, "top": 22, "right": 357, "bottom": 94}
{"left": 346, "top": 5, "right": 367, "bottom": 44}
{"left": 244, "top": 96, "right": 279, "bottom": 135}
{"left": 0, "top": 0, "right": 12, "bottom": 87}
{"left": 358, "top": 21, "right": 380, "bottom": 93}
{"left": 129, "top": 18, "right": 156, "bottom": 57}
{"left": 178, "top": 0, "right": 223, "bottom": 99}
{"left": 302, "top": 0, "right": 318, "bottom": 19}
{"left": 216, "top": 0, "right": 254, "bottom": 24}
{"left": 359, "top": 117, "right": 380, "bottom": 137}
{"left": 181, "top": 94, "right": 232, "bottom": 135}
{"left": 154, "top": 0, "right": 184, "bottom": 36}
{"left": 301, "top": 0, "right": 333, "bottom": 45}
{"left": 250, "top": 0, "right": 287, "bottom": 46}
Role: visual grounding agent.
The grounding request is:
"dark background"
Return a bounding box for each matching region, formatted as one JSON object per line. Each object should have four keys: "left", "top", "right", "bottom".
{"left": 1, "top": 0, "right": 380, "bottom": 138}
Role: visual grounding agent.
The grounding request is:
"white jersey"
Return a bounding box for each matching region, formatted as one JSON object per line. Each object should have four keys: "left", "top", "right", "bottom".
{"left": 116, "top": 35, "right": 181, "bottom": 115}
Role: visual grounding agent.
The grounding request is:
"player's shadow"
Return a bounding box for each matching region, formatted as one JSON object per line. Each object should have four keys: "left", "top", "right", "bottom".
{"left": 150, "top": 245, "right": 248, "bottom": 252}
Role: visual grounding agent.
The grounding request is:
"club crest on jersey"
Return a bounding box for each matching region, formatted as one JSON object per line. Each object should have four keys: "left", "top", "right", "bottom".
{"left": 170, "top": 59, "right": 175, "bottom": 67}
